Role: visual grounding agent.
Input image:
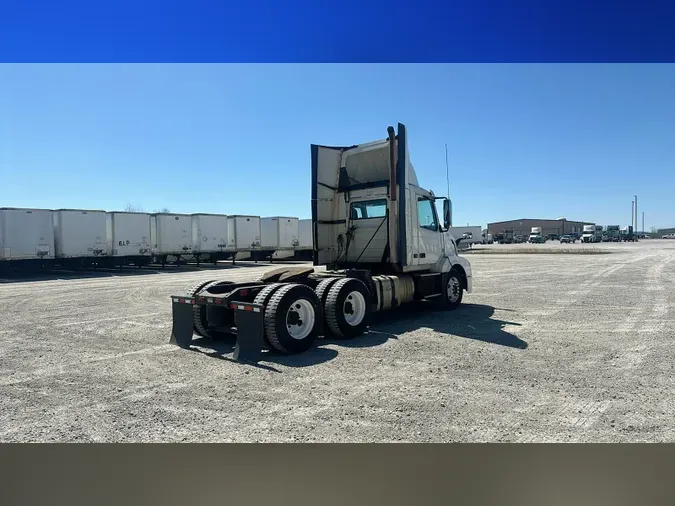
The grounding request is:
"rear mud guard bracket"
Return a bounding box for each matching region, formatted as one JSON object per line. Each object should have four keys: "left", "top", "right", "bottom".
{"left": 169, "top": 300, "right": 196, "bottom": 348}
{"left": 232, "top": 301, "right": 265, "bottom": 364}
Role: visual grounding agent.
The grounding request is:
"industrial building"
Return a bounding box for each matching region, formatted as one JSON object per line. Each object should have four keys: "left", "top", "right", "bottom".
{"left": 487, "top": 218, "right": 594, "bottom": 239}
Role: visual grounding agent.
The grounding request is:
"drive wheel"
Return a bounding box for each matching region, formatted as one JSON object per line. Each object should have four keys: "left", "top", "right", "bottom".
{"left": 253, "top": 283, "right": 287, "bottom": 346}
{"left": 325, "top": 278, "right": 371, "bottom": 339}
{"left": 264, "top": 284, "right": 322, "bottom": 354}
{"left": 441, "top": 269, "right": 464, "bottom": 310}
{"left": 185, "top": 280, "right": 218, "bottom": 338}
{"left": 314, "top": 277, "right": 342, "bottom": 335}
{"left": 192, "top": 280, "right": 234, "bottom": 339}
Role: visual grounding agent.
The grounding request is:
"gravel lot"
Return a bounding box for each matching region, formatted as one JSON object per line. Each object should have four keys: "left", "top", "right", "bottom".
{"left": 1, "top": 240, "right": 674, "bottom": 442}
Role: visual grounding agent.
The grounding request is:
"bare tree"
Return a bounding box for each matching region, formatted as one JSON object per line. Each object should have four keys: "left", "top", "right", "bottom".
{"left": 153, "top": 207, "right": 171, "bottom": 213}
{"left": 124, "top": 203, "right": 145, "bottom": 212}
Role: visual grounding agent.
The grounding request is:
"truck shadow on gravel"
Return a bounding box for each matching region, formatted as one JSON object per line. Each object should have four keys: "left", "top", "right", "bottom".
{"left": 364, "top": 302, "right": 527, "bottom": 350}
{"left": 189, "top": 302, "right": 526, "bottom": 371}
{"left": 188, "top": 338, "right": 338, "bottom": 372}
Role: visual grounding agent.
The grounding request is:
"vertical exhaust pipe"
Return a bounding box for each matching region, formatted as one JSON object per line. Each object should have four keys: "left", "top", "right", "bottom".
{"left": 387, "top": 126, "right": 397, "bottom": 202}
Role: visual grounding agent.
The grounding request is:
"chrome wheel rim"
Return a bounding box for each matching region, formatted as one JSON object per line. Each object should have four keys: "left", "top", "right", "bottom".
{"left": 447, "top": 276, "right": 461, "bottom": 303}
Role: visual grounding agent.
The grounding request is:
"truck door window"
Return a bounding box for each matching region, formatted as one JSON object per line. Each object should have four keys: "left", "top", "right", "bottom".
{"left": 350, "top": 199, "right": 387, "bottom": 220}
{"left": 417, "top": 197, "right": 438, "bottom": 231}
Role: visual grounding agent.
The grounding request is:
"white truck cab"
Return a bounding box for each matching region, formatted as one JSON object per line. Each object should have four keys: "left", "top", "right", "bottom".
{"left": 311, "top": 123, "right": 472, "bottom": 292}
{"left": 582, "top": 225, "right": 596, "bottom": 243}
{"left": 529, "top": 227, "right": 544, "bottom": 243}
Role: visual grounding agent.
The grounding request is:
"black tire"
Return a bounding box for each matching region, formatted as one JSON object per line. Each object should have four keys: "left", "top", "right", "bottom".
{"left": 205, "top": 280, "right": 242, "bottom": 338}
{"left": 253, "top": 282, "right": 286, "bottom": 307}
{"left": 441, "top": 269, "right": 464, "bottom": 310}
{"left": 253, "top": 283, "right": 287, "bottom": 346}
{"left": 185, "top": 280, "right": 219, "bottom": 338}
{"left": 314, "top": 277, "right": 342, "bottom": 335}
{"left": 325, "top": 278, "right": 371, "bottom": 339}
{"left": 193, "top": 280, "right": 237, "bottom": 339}
{"left": 315, "top": 278, "right": 341, "bottom": 305}
{"left": 264, "top": 284, "right": 322, "bottom": 354}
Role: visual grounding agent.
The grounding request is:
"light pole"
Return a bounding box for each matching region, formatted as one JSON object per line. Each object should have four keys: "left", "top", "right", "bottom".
{"left": 634, "top": 195, "right": 638, "bottom": 241}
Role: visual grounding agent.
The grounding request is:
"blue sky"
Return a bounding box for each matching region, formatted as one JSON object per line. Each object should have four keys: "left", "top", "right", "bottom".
{"left": 0, "top": 64, "right": 673, "bottom": 229}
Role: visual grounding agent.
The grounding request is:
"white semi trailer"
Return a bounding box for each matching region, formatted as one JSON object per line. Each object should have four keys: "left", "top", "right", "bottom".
{"left": 53, "top": 209, "right": 109, "bottom": 267}
{"left": 106, "top": 211, "right": 152, "bottom": 266}
{"left": 260, "top": 216, "right": 300, "bottom": 261}
{"left": 191, "top": 213, "right": 233, "bottom": 264}
{"left": 294, "top": 218, "right": 313, "bottom": 260}
{"left": 227, "top": 215, "right": 262, "bottom": 261}
{"left": 448, "top": 226, "right": 482, "bottom": 249}
{"left": 151, "top": 213, "right": 193, "bottom": 265}
{"left": 169, "top": 122, "right": 473, "bottom": 362}
{"left": 0, "top": 208, "right": 55, "bottom": 270}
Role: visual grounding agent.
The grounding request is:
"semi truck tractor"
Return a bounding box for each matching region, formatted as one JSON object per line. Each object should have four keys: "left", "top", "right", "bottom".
{"left": 502, "top": 229, "right": 514, "bottom": 244}
{"left": 582, "top": 225, "right": 597, "bottom": 243}
{"left": 528, "top": 227, "right": 545, "bottom": 243}
{"left": 169, "top": 123, "right": 473, "bottom": 362}
{"left": 594, "top": 225, "right": 603, "bottom": 242}
{"left": 604, "top": 225, "right": 620, "bottom": 242}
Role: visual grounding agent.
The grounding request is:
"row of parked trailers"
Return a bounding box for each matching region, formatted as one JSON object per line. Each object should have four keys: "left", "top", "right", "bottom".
{"left": 0, "top": 208, "right": 314, "bottom": 270}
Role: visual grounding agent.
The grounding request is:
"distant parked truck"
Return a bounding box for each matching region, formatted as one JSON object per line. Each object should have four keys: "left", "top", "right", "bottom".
{"left": 621, "top": 225, "right": 635, "bottom": 242}
{"left": 605, "top": 225, "right": 620, "bottom": 242}
{"left": 501, "top": 229, "right": 514, "bottom": 244}
{"left": 528, "top": 226, "right": 545, "bottom": 243}
{"left": 481, "top": 230, "right": 493, "bottom": 244}
{"left": 594, "top": 225, "right": 604, "bottom": 243}
{"left": 582, "top": 225, "right": 597, "bottom": 243}
{"left": 0, "top": 208, "right": 55, "bottom": 269}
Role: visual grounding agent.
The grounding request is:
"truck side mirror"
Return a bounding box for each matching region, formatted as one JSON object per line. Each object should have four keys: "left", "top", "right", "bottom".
{"left": 443, "top": 199, "right": 452, "bottom": 229}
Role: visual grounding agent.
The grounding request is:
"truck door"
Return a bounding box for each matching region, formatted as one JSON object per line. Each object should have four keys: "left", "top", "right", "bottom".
{"left": 414, "top": 193, "right": 442, "bottom": 266}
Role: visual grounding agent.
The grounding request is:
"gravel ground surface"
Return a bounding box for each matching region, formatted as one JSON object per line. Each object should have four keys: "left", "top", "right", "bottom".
{"left": 1, "top": 240, "right": 674, "bottom": 442}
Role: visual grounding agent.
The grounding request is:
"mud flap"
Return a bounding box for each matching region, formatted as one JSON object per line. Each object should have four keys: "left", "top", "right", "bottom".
{"left": 169, "top": 300, "right": 196, "bottom": 348}
{"left": 232, "top": 301, "right": 265, "bottom": 364}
